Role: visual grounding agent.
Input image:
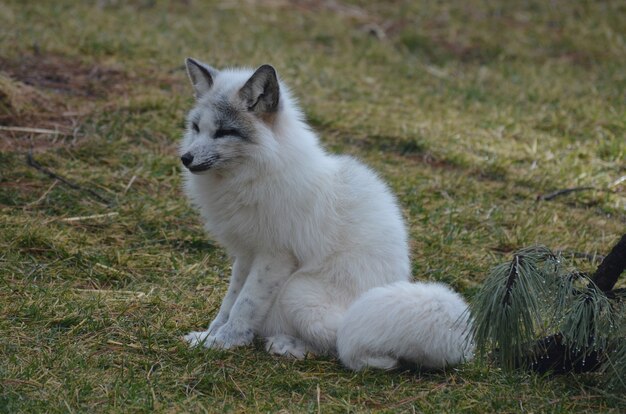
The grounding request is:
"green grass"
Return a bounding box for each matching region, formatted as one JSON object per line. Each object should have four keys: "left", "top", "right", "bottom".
{"left": 1, "top": 0, "right": 625, "bottom": 412}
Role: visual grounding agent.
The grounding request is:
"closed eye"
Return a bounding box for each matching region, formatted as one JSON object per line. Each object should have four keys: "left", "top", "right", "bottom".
{"left": 214, "top": 128, "right": 241, "bottom": 139}
{"left": 191, "top": 122, "right": 200, "bottom": 133}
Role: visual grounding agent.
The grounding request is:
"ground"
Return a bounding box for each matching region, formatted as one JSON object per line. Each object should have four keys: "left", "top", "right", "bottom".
{"left": 1, "top": 0, "right": 625, "bottom": 412}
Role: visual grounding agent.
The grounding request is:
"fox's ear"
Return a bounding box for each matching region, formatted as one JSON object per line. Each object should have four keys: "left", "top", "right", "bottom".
{"left": 238, "top": 64, "right": 280, "bottom": 115}
{"left": 185, "top": 58, "right": 217, "bottom": 98}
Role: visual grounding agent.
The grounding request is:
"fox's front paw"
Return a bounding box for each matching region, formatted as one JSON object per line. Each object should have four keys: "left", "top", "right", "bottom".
{"left": 207, "top": 322, "right": 254, "bottom": 349}
{"left": 183, "top": 323, "right": 253, "bottom": 350}
{"left": 183, "top": 330, "right": 211, "bottom": 348}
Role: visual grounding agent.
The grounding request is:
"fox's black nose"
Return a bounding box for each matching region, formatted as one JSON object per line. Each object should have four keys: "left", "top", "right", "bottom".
{"left": 181, "top": 153, "right": 194, "bottom": 167}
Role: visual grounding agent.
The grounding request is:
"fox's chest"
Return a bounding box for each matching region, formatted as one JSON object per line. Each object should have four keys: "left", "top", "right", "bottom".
{"left": 188, "top": 174, "right": 338, "bottom": 260}
{"left": 200, "top": 193, "right": 284, "bottom": 249}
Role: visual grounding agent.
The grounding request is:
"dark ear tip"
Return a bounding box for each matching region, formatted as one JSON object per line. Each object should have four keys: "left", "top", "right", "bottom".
{"left": 257, "top": 64, "right": 277, "bottom": 75}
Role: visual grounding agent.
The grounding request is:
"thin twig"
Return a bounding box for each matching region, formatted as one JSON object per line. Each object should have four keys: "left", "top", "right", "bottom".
{"left": 107, "top": 340, "right": 143, "bottom": 350}
{"left": 74, "top": 287, "right": 146, "bottom": 297}
{"left": 229, "top": 374, "right": 247, "bottom": 400}
{"left": 93, "top": 262, "right": 129, "bottom": 277}
{"left": 316, "top": 384, "right": 321, "bottom": 414}
{"left": 1, "top": 378, "right": 43, "bottom": 388}
{"left": 106, "top": 340, "right": 171, "bottom": 353}
{"left": 26, "top": 151, "right": 112, "bottom": 206}
{"left": 0, "top": 126, "right": 70, "bottom": 135}
{"left": 25, "top": 179, "right": 58, "bottom": 206}
{"left": 62, "top": 212, "right": 118, "bottom": 222}
{"left": 609, "top": 175, "right": 626, "bottom": 188}
{"left": 123, "top": 175, "right": 137, "bottom": 195}
{"left": 537, "top": 187, "right": 596, "bottom": 201}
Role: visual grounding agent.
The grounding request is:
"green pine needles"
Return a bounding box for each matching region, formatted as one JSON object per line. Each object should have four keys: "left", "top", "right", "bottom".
{"left": 470, "top": 243, "right": 625, "bottom": 390}
{"left": 470, "top": 246, "right": 558, "bottom": 369}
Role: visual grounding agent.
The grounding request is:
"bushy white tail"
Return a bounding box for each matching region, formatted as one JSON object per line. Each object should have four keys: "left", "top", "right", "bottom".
{"left": 337, "top": 281, "right": 474, "bottom": 371}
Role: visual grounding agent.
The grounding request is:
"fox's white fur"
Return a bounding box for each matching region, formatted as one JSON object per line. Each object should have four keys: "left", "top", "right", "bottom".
{"left": 180, "top": 58, "right": 474, "bottom": 370}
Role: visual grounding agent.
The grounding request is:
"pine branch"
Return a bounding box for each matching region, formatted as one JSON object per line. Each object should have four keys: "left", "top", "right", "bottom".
{"left": 527, "top": 236, "right": 625, "bottom": 376}
{"left": 470, "top": 246, "right": 557, "bottom": 370}
{"left": 591, "top": 233, "right": 626, "bottom": 293}
{"left": 470, "top": 237, "right": 626, "bottom": 387}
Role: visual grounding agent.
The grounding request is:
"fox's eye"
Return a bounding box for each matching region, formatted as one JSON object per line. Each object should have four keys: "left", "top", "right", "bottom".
{"left": 214, "top": 129, "right": 240, "bottom": 139}
{"left": 192, "top": 122, "right": 200, "bottom": 133}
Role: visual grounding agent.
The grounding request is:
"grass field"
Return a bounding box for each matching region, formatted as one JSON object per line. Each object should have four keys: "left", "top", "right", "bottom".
{"left": 1, "top": 0, "right": 625, "bottom": 412}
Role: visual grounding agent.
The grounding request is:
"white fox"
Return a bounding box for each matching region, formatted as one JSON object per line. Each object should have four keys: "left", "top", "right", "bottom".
{"left": 180, "top": 58, "right": 474, "bottom": 370}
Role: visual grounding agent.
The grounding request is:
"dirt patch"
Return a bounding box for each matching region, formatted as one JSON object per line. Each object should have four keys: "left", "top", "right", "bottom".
{"left": 0, "top": 53, "right": 129, "bottom": 99}
{"left": 0, "top": 73, "right": 72, "bottom": 151}
{"left": 0, "top": 53, "right": 131, "bottom": 151}
{"left": 0, "top": 72, "right": 59, "bottom": 122}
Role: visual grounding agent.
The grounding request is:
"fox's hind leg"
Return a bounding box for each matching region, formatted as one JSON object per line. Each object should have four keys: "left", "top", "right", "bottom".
{"left": 279, "top": 275, "right": 345, "bottom": 355}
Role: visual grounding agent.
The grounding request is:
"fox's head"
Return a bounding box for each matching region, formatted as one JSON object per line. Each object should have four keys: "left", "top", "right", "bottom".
{"left": 180, "top": 58, "right": 285, "bottom": 174}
